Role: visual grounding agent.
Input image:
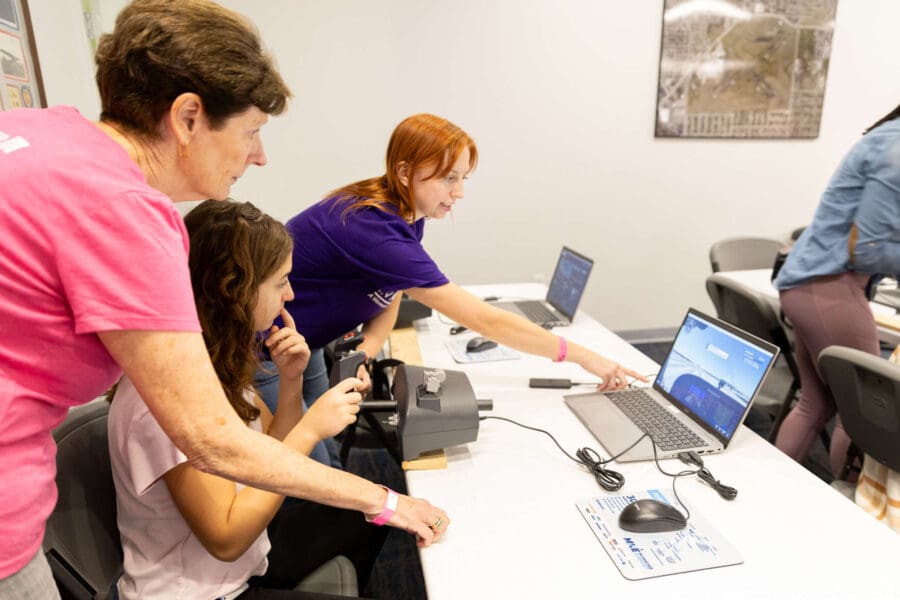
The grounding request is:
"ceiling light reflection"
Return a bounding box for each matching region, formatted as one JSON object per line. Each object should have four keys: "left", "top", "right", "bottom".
{"left": 664, "top": 0, "right": 753, "bottom": 22}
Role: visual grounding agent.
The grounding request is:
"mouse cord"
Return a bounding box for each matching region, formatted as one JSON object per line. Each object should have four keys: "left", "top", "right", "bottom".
{"left": 646, "top": 441, "right": 696, "bottom": 521}
{"left": 481, "top": 416, "right": 630, "bottom": 492}
{"left": 481, "top": 417, "right": 737, "bottom": 519}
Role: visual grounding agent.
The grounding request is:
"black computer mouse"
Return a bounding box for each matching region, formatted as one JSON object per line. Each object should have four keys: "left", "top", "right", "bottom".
{"left": 466, "top": 336, "right": 498, "bottom": 353}
{"left": 618, "top": 498, "right": 687, "bottom": 533}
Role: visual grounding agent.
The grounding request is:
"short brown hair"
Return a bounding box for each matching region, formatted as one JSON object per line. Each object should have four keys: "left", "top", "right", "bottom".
{"left": 95, "top": 0, "right": 291, "bottom": 137}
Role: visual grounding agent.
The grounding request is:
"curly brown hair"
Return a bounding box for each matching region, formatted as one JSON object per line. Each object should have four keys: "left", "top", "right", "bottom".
{"left": 95, "top": 0, "right": 291, "bottom": 137}
{"left": 184, "top": 200, "right": 293, "bottom": 423}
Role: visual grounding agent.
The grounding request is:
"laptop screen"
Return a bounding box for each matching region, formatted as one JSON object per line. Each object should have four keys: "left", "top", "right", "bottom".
{"left": 654, "top": 309, "right": 777, "bottom": 442}
{"left": 546, "top": 247, "right": 594, "bottom": 319}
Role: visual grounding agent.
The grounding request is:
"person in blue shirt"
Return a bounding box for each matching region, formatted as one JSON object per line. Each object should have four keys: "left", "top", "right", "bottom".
{"left": 773, "top": 104, "right": 900, "bottom": 475}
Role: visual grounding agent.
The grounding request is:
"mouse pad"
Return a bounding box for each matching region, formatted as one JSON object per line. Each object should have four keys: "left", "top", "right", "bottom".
{"left": 575, "top": 489, "right": 743, "bottom": 580}
{"left": 444, "top": 338, "right": 520, "bottom": 363}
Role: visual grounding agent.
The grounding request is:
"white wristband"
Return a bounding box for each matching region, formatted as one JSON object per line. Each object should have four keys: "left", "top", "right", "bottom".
{"left": 366, "top": 486, "right": 399, "bottom": 526}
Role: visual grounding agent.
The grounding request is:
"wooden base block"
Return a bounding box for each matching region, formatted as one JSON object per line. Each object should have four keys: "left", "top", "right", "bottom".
{"left": 401, "top": 449, "right": 448, "bottom": 470}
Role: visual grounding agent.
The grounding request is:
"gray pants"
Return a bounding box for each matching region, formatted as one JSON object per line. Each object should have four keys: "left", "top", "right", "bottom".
{"left": 0, "top": 551, "right": 60, "bottom": 600}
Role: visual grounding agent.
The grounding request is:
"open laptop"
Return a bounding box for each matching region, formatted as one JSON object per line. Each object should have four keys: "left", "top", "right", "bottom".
{"left": 873, "top": 277, "right": 900, "bottom": 310}
{"left": 492, "top": 246, "right": 594, "bottom": 327}
{"left": 565, "top": 308, "right": 779, "bottom": 462}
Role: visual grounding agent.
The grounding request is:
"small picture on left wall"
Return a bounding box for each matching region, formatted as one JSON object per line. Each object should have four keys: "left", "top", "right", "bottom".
{"left": 0, "top": 0, "right": 18, "bottom": 30}
{"left": 0, "top": 0, "right": 44, "bottom": 112}
{"left": 0, "top": 30, "right": 27, "bottom": 81}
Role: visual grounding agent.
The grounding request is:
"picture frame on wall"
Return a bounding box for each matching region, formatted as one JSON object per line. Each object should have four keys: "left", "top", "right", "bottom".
{"left": 654, "top": 0, "right": 837, "bottom": 139}
{"left": 0, "top": 0, "right": 45, "bottom": 111}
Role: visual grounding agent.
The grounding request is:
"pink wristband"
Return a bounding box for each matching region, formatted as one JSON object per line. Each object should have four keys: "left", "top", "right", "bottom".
{"left": 554, "top": 336, "right": 568, "bottom": 362}
{"left": 367, "top": 486, "right": 399, "bottom": 526}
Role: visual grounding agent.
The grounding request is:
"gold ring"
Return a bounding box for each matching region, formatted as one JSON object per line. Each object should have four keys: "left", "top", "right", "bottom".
{"left": 430, "top": 516, "right": 443, "bottom": 530}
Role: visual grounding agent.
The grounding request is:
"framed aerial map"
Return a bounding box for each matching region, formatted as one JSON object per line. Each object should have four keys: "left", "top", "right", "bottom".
{"left": 0, "top": 0, "right": 45, "bottom": 112}
{"left": 655, "top": 0, "right": 837, "bottom": 139}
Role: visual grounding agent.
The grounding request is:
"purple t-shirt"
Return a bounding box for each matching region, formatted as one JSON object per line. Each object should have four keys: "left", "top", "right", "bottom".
{"left": 285, "top": 197, "right": 448, "bottom": 348}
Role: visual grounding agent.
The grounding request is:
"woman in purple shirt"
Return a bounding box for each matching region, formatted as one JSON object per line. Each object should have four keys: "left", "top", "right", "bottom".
{"left": 274, "top": 114, "right": 646, "bottom": 415}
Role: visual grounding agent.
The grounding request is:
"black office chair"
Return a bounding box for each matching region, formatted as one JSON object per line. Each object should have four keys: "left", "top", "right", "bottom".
{"left": 705, "top": 273, "right": 800, "bottom": 442}
{"left": 45, "top": 400, "right": 121, "bottom": 600}
{"left": 818, "top": 346, "right": 900, "bottom": 479}
{"left": 45, "top": 400, "right": 358, "bottom": 599}
{"left": 709, "top": 237, "right": 784, "bottom": 273}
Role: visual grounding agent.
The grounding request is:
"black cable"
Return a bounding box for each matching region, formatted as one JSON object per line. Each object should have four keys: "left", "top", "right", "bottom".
{"left": 646, "top": 441, "right": 696, "bottom": 521}
{"left": 481, "top": 415, "right": 634, "bottom": 491}
{"left": 677, "top": 451, "right": 738, "bottom": 501}
{"left": 529, "top": 373, "right": 658, "bottom": 389}
{"left": 698, "top": 468, "right": 738, "bottom": 500}
{"left": 481, "top": 416, "right": 739, "bottom": 521}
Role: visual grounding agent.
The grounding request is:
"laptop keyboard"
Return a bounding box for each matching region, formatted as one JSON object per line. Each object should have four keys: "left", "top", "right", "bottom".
{"left": 608, "top": 389, "right": 708, "bottom": 452}
{"left": 516, "top": 300, "right": 562, "bottom": 325}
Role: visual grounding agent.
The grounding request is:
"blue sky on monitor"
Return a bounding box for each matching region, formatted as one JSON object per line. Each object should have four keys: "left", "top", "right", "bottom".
{"left": 663, "top": 314, "right": 773, "bottom": 402}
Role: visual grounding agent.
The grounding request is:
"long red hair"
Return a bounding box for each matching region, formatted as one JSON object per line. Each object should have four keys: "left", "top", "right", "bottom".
{"left": 329, "top": 113, "right": 478, "bottom": 223}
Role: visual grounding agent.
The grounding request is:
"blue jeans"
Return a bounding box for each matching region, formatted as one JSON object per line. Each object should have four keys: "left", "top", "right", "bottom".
{"left": 255, "top": 349, "right": 342, "bottom": 468}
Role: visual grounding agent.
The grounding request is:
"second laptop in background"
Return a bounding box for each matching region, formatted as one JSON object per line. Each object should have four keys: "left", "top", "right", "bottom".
{"left": 491, "top": 246, "right": 594, "bottom": 327}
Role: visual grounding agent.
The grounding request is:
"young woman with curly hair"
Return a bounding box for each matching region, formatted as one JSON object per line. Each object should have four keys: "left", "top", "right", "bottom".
{"left": 108, "top": 200, "right": 394, "bottom": 599}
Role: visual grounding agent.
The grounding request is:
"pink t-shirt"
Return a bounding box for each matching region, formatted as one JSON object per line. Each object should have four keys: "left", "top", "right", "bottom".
{"left": 109, "top": 379, "right": 269, "bottom": 599}
{"left": 0, "top": 107, "right": 200, "bottom": 577}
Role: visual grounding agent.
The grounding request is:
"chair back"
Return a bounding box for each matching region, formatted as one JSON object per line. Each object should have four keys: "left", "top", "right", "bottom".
{"left": 818, "top": 346, "right": 900, "bottom": 472}
{"left": 706, "top": 273, "right": 800, "bottom": 441}
{"left": 709, "top": 237, "right": 783, "bottom": 273}
{"left": 45, "top": 400, "right": 122, "bottom": 600}
{"left": 705, "top": 273, "right": 797, "bottom": 376}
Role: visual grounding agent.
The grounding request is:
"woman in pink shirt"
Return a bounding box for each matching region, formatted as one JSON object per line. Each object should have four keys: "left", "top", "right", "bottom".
{"left": 0, "top": 1, "right": 447, "bottom": 597}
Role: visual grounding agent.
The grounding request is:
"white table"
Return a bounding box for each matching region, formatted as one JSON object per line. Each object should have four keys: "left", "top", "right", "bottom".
{"left": 404, "top": 283, "right": 898, "bottom": 600}
{"left": 719, "top": 268, "right": 900, "bottom": 347}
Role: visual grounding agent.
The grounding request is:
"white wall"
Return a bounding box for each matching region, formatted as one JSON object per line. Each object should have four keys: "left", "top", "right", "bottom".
{"left": 28, "top": 1, "right": 900, "bottom": 332}
{"left": 27, "top": 0, "right": 100, "bottom": 119}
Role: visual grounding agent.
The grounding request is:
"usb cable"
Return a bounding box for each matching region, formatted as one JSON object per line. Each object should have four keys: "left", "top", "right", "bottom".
{"left": 677, "top": 451, "right": 738, "bottom": 500}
